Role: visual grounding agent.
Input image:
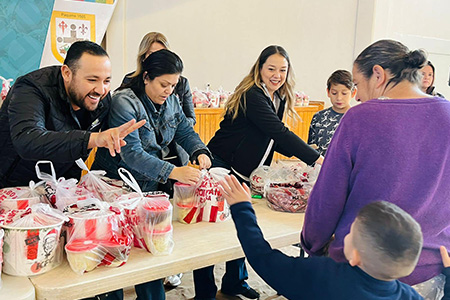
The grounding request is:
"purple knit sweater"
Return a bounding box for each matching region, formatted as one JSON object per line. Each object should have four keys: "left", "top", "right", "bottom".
{"left": 301, "top": 97, "right": 450, "bottom": 285}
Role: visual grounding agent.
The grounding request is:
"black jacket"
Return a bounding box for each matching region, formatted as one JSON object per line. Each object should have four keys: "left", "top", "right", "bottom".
{"left": 0, "top": 66, "right": 110, "bottom": 187}
{"left": 122, "top": 73, "right": 196, "bottom": 126}
{"left": 208, "top": 85, "right": 319, "bottom": 178}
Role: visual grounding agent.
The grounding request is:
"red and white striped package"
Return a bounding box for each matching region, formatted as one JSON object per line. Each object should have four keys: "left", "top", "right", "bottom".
{"left": 195, "top": 168, "right": 230, "bottom": 223}
{"left": 35, "top": 160, "right": 92, "bottom": 210}
{"left": 0, "top": 183, "right": 43, "bottom": 212}
{"left": 116, "top": 168, "right": 173, "bottom": 255}
{"left": 76, "top": 159, "right": 124, "bottom": 203}
{"left": 64, "top": 198, "right": 132, "bottom": 274}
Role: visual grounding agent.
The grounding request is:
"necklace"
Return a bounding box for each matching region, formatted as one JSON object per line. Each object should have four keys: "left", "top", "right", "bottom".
{"left": 377, "top": 96, "right": 391, "bottom": 100}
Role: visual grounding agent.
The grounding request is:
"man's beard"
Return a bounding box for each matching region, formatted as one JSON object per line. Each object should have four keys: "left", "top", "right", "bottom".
{"left": 67, "top": 85, "right": 101, "bottom": 112}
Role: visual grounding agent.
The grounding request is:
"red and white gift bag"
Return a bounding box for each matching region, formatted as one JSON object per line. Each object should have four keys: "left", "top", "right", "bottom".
{"left": 117, "top": 168, "right": 174, "bottom": 255}
{"left": 64, "top": 198, "right": 133, "bottom": 274}
{"left": 0, "top": 181, "right": 44, "bottom": 212}
{"left": 174, "top": 168, "right": 230, "bottom": 224}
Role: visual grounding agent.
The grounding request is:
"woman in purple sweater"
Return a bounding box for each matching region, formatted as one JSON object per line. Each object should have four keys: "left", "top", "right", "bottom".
{"left": 301, "top": 39, "right": 450, "bottom": 299}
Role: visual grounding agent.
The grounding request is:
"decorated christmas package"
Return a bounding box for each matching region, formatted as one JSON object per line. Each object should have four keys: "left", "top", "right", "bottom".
{"left": 265, "top": 160, "right": 320, "bottom": 213}
{"left": 1, "top": 203, "right": 68, "bottom": 276}
{"left": 64, "top": 198, "right": 133, "bottom": 274}
{"left": 35, "top": 160, "right": 92, "bottom": 211}
{"left": 76, "top": 159, "right": 124, "bottom": 202}
{"left": 180, "top": 168, "right": 231, "bottom": 224}
{"left": 249, "top": 165, "right": 271, "bottom": 196}
{"left": 0, "top": 181, "right": 45, "bottom": 213}
{"left": 117, "top": 168, "right": 174, "bottom": 255}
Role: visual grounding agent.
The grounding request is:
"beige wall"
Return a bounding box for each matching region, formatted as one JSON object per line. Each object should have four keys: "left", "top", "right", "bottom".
{"left": 107, "top": 0, "right": 450, "bottom": 107}
{"left": 107, "top": 0, "right": 359, "bottom": 106}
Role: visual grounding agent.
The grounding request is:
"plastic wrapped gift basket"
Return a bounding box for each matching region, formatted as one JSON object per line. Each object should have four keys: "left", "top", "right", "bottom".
{"left": 173, "top": 168, "right": 231, "bottom": 224}
{"left": 64, "top": 198, "right": 133, "bottom": 274}
{"left": 116, "top": 168, "right": 174, "bottom": 255}
{"left": 264, "top": 160, "right": 320, "bottom": 213}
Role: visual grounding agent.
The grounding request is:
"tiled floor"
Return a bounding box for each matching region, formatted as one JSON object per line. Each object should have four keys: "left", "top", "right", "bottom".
{"left": 124, "top": 245, "right": 300, "bottom": 300}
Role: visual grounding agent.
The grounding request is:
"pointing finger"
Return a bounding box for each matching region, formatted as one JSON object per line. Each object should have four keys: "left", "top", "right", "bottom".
{"left": 119, "top": 119, "right": 146, "bottom": 138}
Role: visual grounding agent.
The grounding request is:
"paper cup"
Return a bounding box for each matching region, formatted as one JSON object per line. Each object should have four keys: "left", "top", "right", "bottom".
{"left": 2, "top": 221, "right": 64, "bottom": 276}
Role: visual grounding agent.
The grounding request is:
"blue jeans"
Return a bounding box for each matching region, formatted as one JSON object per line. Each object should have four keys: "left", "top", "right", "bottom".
{"left": 193, "top": 155, "right": 249, "bottom": 299}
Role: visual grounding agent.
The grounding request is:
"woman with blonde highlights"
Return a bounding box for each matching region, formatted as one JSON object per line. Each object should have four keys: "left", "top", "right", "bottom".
{"left": 194, "top": 45, "right": 321, "bottom": 300}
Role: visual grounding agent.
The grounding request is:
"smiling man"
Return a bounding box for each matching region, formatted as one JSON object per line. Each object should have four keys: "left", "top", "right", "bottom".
{"left": 0, "top": 41, "right": 145, "bottom": 187}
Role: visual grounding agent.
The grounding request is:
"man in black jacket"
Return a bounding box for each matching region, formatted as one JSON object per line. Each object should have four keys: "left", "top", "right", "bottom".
{"left": 0, "top": 41, "right": 145, "bottom": 188}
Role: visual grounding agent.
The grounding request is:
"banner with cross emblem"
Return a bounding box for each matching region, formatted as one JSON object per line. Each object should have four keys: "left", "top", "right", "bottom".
{"left": 40, "top": 0, "right": 116, "bottom": 67}
{"left": 51, "top": 11, "right": 95, "bottom": 63}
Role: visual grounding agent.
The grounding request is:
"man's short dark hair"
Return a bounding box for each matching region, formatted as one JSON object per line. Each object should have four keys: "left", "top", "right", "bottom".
{"left": 64, "top": 41, "right": 109, "bottom": 72}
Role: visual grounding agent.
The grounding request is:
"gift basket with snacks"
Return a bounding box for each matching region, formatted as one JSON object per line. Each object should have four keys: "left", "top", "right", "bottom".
{"left": 264, "top": 160, "right": 320, "bottom": 213}
{"left": 116, "top": 168, "right": 174, "bottom": 255}
{"left": 64, "top": 198, "right": 133, "bottom": 274}
{"left": 249, "top": 165, "right": 271, "bottom": 196}
{"left": 173, "top": 168, "right": 231, "bottom": 224}
{"left": 0, "top": 181, "right": 45, "bottom": 213}
{"left": 192, "top": 87, "right": 231, "bottom": 108}
{"left": 35, "top": 160, "right": 92, "bottom": 211}
{"left": 76, "top": 159, "right": 124, "bottom": 202}
{"left": 1, "top": 203, "right": 68, "bottom": 276}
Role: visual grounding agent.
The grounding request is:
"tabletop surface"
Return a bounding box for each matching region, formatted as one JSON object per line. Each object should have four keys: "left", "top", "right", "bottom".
{"left": 29, "top": 200, "right": 304, "bottom": 300}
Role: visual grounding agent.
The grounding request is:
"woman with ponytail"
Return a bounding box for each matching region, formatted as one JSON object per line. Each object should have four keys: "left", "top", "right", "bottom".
{"left": 302, "top": 39, "right": 450, "bottom": 299}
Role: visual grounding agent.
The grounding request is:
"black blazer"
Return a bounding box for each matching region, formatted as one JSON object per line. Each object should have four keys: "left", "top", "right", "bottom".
{"left": 208, "top": 85, "right": 319, "bottom": 178}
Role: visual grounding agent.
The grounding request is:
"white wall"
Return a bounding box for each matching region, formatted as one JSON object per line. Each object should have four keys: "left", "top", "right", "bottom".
{"left": 106, "top": 0, "right": 450, "bottom": 107}
{"left": 107, "top": 0, "right": 359, "bottom": 106}
{"left": 370, "top": 0, "right": 450, "bottom": 97}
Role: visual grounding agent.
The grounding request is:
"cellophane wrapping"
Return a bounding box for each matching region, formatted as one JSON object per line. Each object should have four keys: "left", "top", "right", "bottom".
{"left": 117, "top": 168, "right": 174, "bottom": 255}
{"left": 0, "top": 181, "right": 45, "bottom": 213}
{"left": 76, "top": 159, "right": 124, "bottom": 202}
{"left": 265, "top": 160, "right": 320, "bottom": 213}
{"left": 64, "top": 198, "right": 133, "bottom": 274}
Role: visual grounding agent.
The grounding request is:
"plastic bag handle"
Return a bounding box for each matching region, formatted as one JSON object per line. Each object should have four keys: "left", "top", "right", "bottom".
{"left": 118, "top": 168, "right": 144, "bottom": 197}
{"left": 77, "top": 197, "right": 110, "bottom": 211}
{"left": 75, "top": 158, "right": 106, "bottom": 176}
{"left": 35, "top": 160, "right": 57, "bottom": 183}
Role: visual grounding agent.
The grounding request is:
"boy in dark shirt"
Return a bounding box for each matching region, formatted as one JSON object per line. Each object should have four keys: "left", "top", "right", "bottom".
{"left": 308, "top": 70, "right": 355, "bottom": 156}
{"left": 219, "top": 175, "right": 450, "bottom": 300}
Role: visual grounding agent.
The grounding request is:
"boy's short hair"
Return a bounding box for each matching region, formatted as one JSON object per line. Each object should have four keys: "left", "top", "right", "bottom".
{"left": 353, "top": 201, "right": 423, "bottom": 280}
{"left": 327, "top": 70, "right": 354, "bottom": 91}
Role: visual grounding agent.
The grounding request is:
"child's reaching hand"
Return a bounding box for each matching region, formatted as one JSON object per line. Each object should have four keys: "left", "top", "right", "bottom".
{"left": 219, "top": 175, "right": 252, "bottom": 206}
{"left": 440, "top": 246, "right": 450, "bottom": 268}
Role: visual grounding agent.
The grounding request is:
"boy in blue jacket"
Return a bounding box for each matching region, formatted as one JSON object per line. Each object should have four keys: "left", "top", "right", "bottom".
{"left": 219, "top": 175, "right": 450, "bottom": 300}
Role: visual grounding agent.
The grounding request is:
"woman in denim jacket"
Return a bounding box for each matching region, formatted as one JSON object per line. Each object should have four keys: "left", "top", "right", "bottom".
{"left": 92, "top": 49, "right": 211, "bottom": 300}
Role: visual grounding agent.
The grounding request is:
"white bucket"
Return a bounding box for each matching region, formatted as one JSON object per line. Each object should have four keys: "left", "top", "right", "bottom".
{"left": 1, "top": 221, "right": 64, "bottom": 276}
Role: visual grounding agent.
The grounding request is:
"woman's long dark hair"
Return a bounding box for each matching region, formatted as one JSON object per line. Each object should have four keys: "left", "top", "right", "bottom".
{"left": 118, "top": 49, "right": 183, "bottom": 100}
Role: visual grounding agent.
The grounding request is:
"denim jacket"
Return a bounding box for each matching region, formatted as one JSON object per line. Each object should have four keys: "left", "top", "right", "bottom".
{"left": 93, "top": 88, "right": 208, "bottom": 190}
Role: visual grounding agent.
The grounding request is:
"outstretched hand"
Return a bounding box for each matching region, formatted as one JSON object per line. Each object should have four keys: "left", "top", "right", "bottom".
{"left": 219, "top": 175, "right": 252, "bottom": 206}
{"left": 89, "top": 119, "right": 146, "bottom": 157}
{"left": 440, "top": 246, "right": 450, "bottom": 268}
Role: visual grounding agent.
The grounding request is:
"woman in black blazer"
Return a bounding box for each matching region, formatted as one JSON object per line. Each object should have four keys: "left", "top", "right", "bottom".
{"left": 194, "top": 45, "right": 322, "bottom": 300}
